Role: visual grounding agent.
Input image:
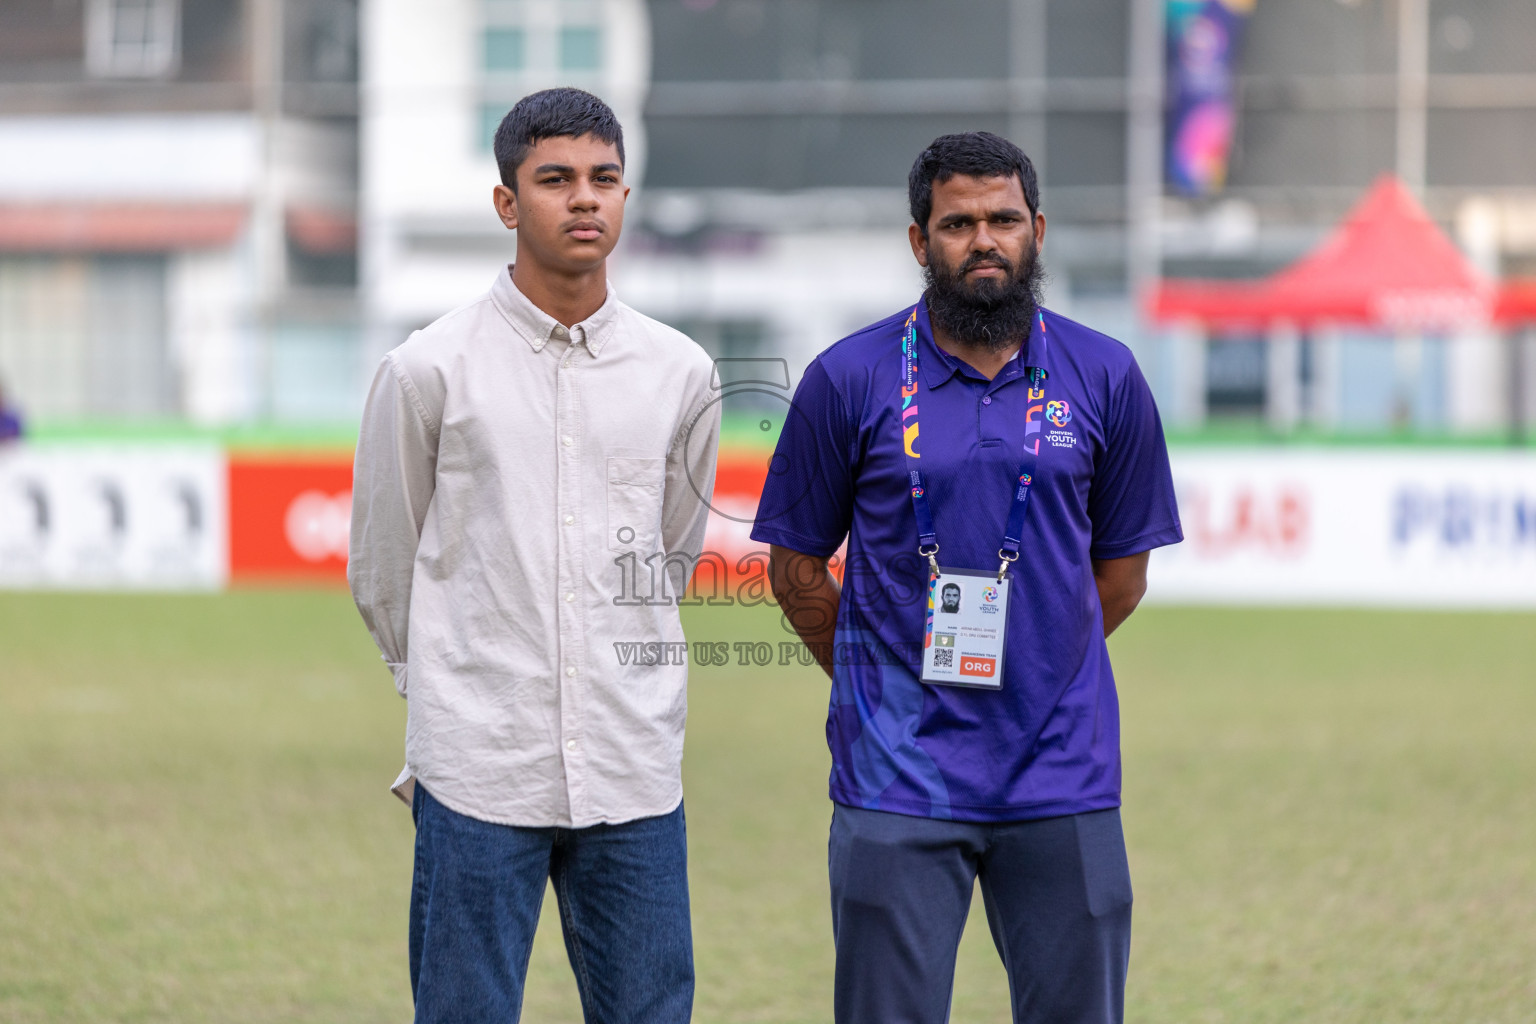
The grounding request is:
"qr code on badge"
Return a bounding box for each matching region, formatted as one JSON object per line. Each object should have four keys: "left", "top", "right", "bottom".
{"left": 933, "top": 648, "right": 954, "bottom": 669}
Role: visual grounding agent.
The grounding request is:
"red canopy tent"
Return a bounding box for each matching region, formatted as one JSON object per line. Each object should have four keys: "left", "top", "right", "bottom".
{"left": 1149, "top": 176, "right": 1496, "bottom": 333}
{"left": 1496, "top": 279, "right": 1536, "bottom": 324}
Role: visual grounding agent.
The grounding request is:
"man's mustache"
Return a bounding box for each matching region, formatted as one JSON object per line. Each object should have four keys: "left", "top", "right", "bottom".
{"left": 959, "top": 250, "right": 1014, "bottom": 276}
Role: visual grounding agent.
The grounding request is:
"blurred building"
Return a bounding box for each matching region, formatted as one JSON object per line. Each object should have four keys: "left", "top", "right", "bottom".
{"left": 363, "top": 0, "right": 1536, "bottom": 437}
{"left": 0, "top": 0, "right": 360, "bottom": 424}
{"left": 361, "top": 0, "right": 649, "bottom": 359}
{"left": 7, "top": 0, "right": 1536, "bottom": 433}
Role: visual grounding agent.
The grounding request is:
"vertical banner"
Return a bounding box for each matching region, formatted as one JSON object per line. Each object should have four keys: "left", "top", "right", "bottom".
{"left": 1166, "top": 0, "right": 1255, "bottom": 196}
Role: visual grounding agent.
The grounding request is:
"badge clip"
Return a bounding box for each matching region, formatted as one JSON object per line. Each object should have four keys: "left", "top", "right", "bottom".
{"left": 919, "top": 543, "right": 940, "bottom": 580}
{"left": 996, "top": 548, "right": 1018, "bottom": 583}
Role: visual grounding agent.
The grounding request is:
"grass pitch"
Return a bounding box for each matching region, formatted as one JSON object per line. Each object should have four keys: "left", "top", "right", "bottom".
{"left": 1, "top": 593, "right": 1532, "bottom": 1022}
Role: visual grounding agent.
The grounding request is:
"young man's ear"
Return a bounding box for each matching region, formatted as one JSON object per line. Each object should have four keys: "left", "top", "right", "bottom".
{"left": 493, "top": 184, "right": 519, "bottom": 231}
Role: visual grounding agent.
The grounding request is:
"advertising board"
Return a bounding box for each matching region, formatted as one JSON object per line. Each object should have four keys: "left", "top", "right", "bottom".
{"left": 3, "top": 444, "right": 1534, "bottom": 607}
{"left": 1152, "top": 450, "right": 1536, "bottom": 607}
{"left": 227, "top": 456, "right": 353, "bottom": 584}
{"left": 0, "top": 444, "right": 225, "bottom": 590}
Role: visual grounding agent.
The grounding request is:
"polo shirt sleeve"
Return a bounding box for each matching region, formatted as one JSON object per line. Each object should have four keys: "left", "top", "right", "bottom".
{"left": 1087, "top": 357, "right": 1184, "bottom": 560}
{"left": 750, "top": 356, "right": 856, "bottom": 558}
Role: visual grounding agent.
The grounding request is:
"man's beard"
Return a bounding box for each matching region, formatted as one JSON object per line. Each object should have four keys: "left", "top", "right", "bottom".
{"left": 923, "top": 243, "right": 1046, "bottom": 352}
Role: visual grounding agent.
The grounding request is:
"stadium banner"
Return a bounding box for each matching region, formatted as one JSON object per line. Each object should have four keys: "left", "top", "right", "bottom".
{"left": 0, "top": 444, "right": 225, "bottom": 590}
{"left": 4, "top": 444, "right": 1535, "bottom": 606}
{"left": 1152, "top": 449, "right": 1536, "bottom": 607}
{"left": 227, "top": 454, "right": 353, "bottom": 584}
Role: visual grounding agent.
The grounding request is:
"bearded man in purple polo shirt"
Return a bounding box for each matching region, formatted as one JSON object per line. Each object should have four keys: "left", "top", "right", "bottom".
{"left": 752, "top": 131, "right": 1183, "bottom": 1024}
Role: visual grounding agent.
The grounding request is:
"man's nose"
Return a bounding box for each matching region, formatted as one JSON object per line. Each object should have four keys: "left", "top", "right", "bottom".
{"left": 570, "top": 179, "right": 599, "bottom": 210}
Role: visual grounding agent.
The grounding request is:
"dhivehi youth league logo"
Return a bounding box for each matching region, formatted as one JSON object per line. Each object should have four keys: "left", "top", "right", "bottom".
{"left": 1045, "top": 400, "right": 1072, "bottom": 427}
{"left": 981, "top": 585, "right": 1000, "bottom": 603}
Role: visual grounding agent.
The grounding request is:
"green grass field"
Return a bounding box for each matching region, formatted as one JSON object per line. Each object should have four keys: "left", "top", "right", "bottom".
{"left": 1, "top": 592, "right": 1532, "bottom": 1023}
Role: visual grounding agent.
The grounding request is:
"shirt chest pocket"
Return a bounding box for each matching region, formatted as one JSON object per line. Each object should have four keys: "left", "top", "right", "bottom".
{"left": 607, "top": 457, "right": 666, "bottom": 554}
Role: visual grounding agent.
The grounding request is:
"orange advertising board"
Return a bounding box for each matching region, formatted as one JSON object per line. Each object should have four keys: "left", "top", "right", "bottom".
{"left": 222, "top": 449, "right": 779, "bottom": 587}
{"left": 227, "top": 455, "right": 353, "bottom": 584}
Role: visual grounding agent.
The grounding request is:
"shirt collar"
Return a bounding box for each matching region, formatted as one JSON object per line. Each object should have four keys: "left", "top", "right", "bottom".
{"left": 490, "top": 264, "right": 621, "bottom": 357}
{"left": 914, "top": 297, "right": 1051, "bottom": 388}
{"left": 914, "top": 300, "right": 962, "bottom": 389}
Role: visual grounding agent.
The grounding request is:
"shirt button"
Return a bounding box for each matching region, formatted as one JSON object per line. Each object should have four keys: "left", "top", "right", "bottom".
{"left": 565, "top": 591, "right": 575, "bottom": 603}
{"left": 561, "top": 436, "right": 573, "bottom": 447}
{"left": 982, "top": 396, "right": 992, "bottom": 406}
{"left": 566, "top": 666, "right": 576, "bottom": 677}
{"left": 564, "top": 515, "right": 575, "bottom": 525}
{"left": 566, "top": 739, "right": 577, "bottom": 750}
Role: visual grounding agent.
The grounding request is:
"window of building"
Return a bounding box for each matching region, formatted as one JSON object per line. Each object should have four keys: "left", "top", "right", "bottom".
{"left": 0, "top": 255, "right": 175, "bottom": 420}
{"left": 296, "top": 0, "right": 359, "bottom": 83}
{"left": 86, "top": 0, "right": 180, "bottom": 79}
{"left": 479, "top": 0, "right": 606, "bottom": 149}
{"left": 482, "top": 104, "right": 509, "bottom": 151}
{"left": 558, "top": 25, "right": 602, "bottom": 71}
{"left": 1206, "top": 336, "right": 1267, "bottom": 418}
{"left": 484, "top": 26, "right": 525, "bottom": 72}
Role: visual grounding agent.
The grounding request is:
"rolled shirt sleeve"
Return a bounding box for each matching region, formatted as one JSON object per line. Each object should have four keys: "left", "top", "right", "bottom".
{"left": 347, "top": 351, "right": 440, "bottom": 696}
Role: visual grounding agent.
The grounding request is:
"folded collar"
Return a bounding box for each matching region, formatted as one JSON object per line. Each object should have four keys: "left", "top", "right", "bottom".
{"left": 914, "top": 297, "right": 1051, "bottom": 388}
{"left": 490, "top": 264, "right": 620, "bottom": 357}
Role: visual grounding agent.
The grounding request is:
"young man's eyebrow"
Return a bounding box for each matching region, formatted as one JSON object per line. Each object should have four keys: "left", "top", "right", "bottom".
{"left": 531, "top": 162, "right": 622, "bottom": 177}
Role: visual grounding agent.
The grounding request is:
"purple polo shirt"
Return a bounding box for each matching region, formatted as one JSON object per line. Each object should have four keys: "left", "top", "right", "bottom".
{"left": 750, "top": 299, "right": 1182, "bottom": 822}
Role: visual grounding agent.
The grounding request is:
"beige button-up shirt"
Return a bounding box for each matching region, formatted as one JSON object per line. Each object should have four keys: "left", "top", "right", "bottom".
{"left": 348, "top": 266, "right": 720, "bottom": 828}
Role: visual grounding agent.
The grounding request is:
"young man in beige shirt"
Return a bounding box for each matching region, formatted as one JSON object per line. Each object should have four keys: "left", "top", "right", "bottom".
{"left": 349, "top": 88, "right": 719, "bottom": 1024}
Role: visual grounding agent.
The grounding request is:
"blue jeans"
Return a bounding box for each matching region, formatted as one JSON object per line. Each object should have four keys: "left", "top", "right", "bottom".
{"left": 829, "top": 804, "right": 1133, "bottom": 1024}
{"left": 409, "top": 785, "right": 693, "bottom": 1024}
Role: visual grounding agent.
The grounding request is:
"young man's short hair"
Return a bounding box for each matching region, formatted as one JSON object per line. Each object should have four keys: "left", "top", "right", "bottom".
{"left": 492, "top": 87, "right": 625, "bottom": 191}
{"left": 907, "top": 131, "right": 1040, "bottom": 235}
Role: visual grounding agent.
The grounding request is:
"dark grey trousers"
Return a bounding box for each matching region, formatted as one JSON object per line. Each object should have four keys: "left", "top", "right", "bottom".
{"left": 829, "top": 804, "right": 1133, "bottom": 1024}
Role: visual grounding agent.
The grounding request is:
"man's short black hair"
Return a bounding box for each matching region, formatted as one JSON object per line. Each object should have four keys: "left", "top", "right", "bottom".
{"left": 908, "top": 131, "right": 1040, "bottom": 235}
{"left": 492, "top": 87, "right": 625, "bottom": 191}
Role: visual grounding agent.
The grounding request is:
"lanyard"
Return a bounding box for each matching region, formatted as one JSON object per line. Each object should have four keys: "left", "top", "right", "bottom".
{"left": 900, "top": 305, "right": 1049, "bottom": 582}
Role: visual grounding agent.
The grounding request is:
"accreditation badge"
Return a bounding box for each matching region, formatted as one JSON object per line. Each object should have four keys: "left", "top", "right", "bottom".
{"left": 921, "top": 567, "right": 1009, "bottom": 689}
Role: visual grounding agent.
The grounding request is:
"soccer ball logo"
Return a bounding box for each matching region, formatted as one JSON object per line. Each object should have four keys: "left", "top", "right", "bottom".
{"left": 1045, "top": 400, "right": 1072, "bottom": 427}
{"left": 981, "top": 585, "right": 1000, "bottom": 603}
